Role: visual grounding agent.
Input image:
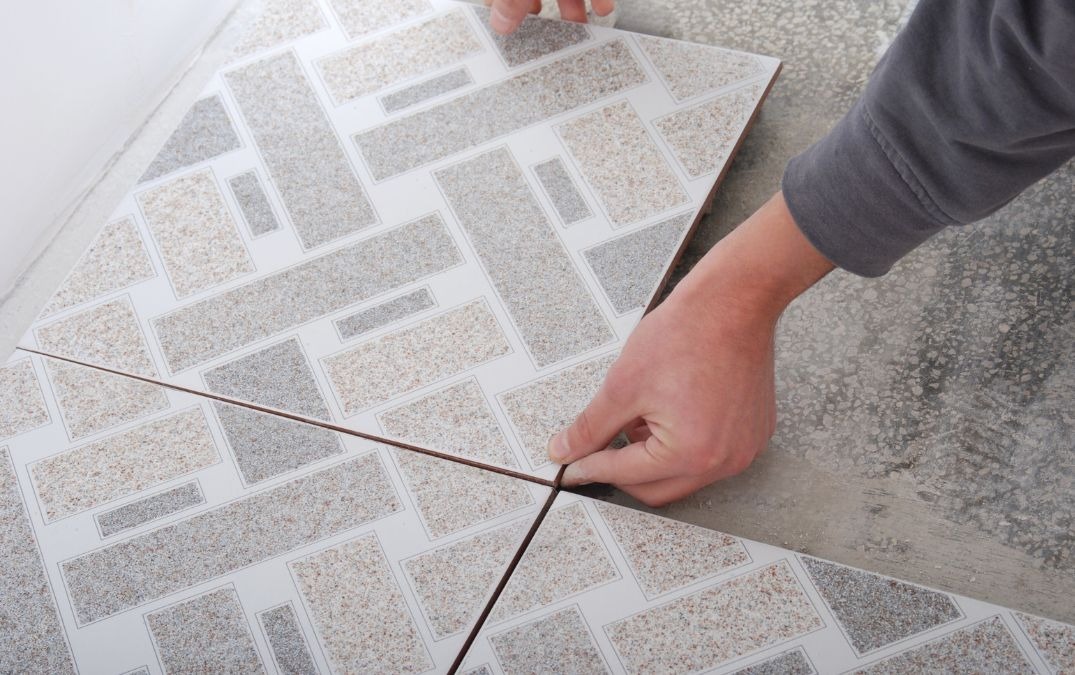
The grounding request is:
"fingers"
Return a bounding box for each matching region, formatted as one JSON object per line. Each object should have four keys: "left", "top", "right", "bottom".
{"left": 489, "top": 0, "right": 536, "bottom": 34}
{"left": 547, "top": 381, "right": 637, "bottom": 465}
{"left": 590, "top": 0, "right": 615, "bottom": 16}
{"left": 561, "top": 437, "right": 679, "bottom": 487}
{"left": 557, "top": 0, "right": 588, "bottom": 23}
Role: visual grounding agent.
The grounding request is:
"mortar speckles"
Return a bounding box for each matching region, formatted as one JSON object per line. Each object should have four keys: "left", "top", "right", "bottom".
{"left": 498, "top": 352, "right": 617, "bottom": 469}
{"left": 0, "top": 359, "right": 49, "bottom": 440}
{"left": 139, "top": 96, "right": 241, "bottom": 182}
{"left": 380, "top": 67, "right": 474, "bottom": 114}
{"left": 1015, "top": 612, "right": 1075, "bottom": 673}
{"left": 855, "top": 617, "right": 1034, "bottom": 674}
{"left": 533, "top": 157, "right": 592, "bottom": 226}
{"left": 146, "top": 586, "right": 264, "bottom": 674}
{"left": 95, "top": 481, "right": 205, "bottom": 538}
{"left": 225, "top": 51, "right": 377, "bottom": 249}
{"left": 655, "top": 84, "right": 764, "bottom": 178}
{"left": 490, "top": 606, "right": 609, "bottom": 674}
{"left": 231, "top": 0, "right": 327, "bottom": 59}
{"left": 595, "top": 500, "right": 749, "bottom": 598}
{"left": 471, "top": 6, "right": 590, "bottom": 68}
{"left": 606, "top": 561, "right": 824, "bottom": 674}
{"left": 557, "top": 100, "right": 688, "bottom": 227}
{"left": 732, "top": 648, "right": 815, "bottom": 675}
{"left": 328, "top": 0, "right": 432, "bottom": 40}
{"left": 257, "top": 604, "right": 318, "bottom": 675}
{"left": 31, "top": 408, "right": 218, "bottom": 522}
{"left": 228, "top": 171, "right": 280, "bottom": 236}
{"left": 317, "top": 10, "right": 482, "bottom": 104}
{"left": 354, "top": 39, "right": 646, "bottom": 181}
{"left": 323, "top": 299, "right": 511, "bottom": 414}
{"left": 40, "top": 216, "right": 155, "bottom": 317}
{"left": 336, "top": 288, "right": 436, "bottom": 340}
{"left": 291, "top": 533, "right": 432, "bottom": 673}
{"left": 635, "top": 34, "right": 763, "bottom": 102}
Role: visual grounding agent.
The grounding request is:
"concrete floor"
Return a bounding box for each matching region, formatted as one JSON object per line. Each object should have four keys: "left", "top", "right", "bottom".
{"left": 579, "top": 0, "right": 1075, "bottom": 623}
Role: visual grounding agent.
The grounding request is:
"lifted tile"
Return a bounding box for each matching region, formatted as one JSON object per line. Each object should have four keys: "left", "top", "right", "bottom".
{"left": 139, "top": 96, "right": 241, "bottom": 183}
{"left": 257, "top": 603, "right": 318, "bottom": 675}
{"left": 228, "top": 171, "right": 281, "bottom": 237}
{"left": 328, "top": 0, "right": 432, "bottom": 40}
{"left": 146, "top": 586, "right": 264, "bottom": 674}
{"left": 471, "top": 6, "right": 590, "bottom": 68}
{"left": 655, "top": 84, "right": 764, "bottom": 178}
{"left": 380, "top": 67, "right": 473, "bottom": 114}
{"left": 95, "top": 481, "right": 206, "bottom": 538}
{"left": 636, "top": 34, "right": 763, "bottom": 102}
{"left": 0, "top": 359, "right": 49, "bottom": 440}
{"left": 533, "top": 157, "right": 593, "bottom": 226}
{"left": 335, "top": 287, "right": 436, "bottom": 340}
{"left": 489, "top": 606, "right": 610, "bottom": 674}
{"left": 856, "top": 617, "right": 1034, "bottom": 674}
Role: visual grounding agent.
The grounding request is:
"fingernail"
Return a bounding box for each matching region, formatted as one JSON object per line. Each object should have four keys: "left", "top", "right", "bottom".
{"left": 562, "top": 464, "right": 588, "bottom": 487}
{"left": 547, "top": 432, "right": 570, "bottom": 463}
{"left": 489, "top": 6, "right": 513, "bottom": 33}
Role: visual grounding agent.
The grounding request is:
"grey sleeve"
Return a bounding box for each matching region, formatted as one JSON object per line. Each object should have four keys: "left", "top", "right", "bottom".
{"left": 781, "top": 0, "right": 1075, "bottom": 277}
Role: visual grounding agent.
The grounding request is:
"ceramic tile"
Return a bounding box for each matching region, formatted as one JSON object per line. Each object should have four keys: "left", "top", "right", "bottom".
{"left": 137, "top": 168, "right": 254, "bottom": 298}
{"left": 139, "top": 96, "right": 241, "bottom": 183}
{"left": 732, "top": 647, "right": 815, "bottom": 675}
{"left": 152, "top": 214, "right": 462, "bottom": 373}
{"left": 378, "top": 378, "right": 517, "bottom": 468}
{"left": 42, "top": 359, "right": 169, "bottom": 440}
{"left": 855, "top": 616, "right": 1034, "bottom": 674}
{"left": 231, "top": 0, "right": 327, "bottom": 59}
{"left": 1015, "top": 612, "right": 1075, "bottom": 674}
{"left": 35, "top": 297, "right": 158, "bottom": 377}
{"left": 354, "top": 38, "right": 647, "bottom": 181}
{"left": 322, "top": 299, "right": 511, "bottom": 415}
{"left": 61, "top": 452, "right": 401, "bottom": 624}
{"left": 436, "top": 147, "right": 613, "bottom": 368}
{"left": 335, "top": 287, "right": 437, "bottom": 340}
{"left": 380, "top": 67, "right": 474, "bottom": 114}
{"left": 636, "top": 34, "right": 764, "bottom": 102}
{"left": 533, "top": 156, "right": 593, "bottom": 226}
{"left": 95, "top": 481, "right": 205, "bottom": 538}
{"left": 497, "top": 351, "right": 616, "bottom": 469}
{"left": 228, "top": 170, "right": 281, "bottom": 236}
{"left": 317, "top": 10, "right": 482, "bottom": 105}
{"left": 39, "top": 216, "right": 155, "bottom": 317}
{"left": 0, "top": 447, "right": 75, "bottom": 674}
{"left": 489, "top": 606, "right": 610, "bottom": 673}
{"left": 655, "top": 84, "right": 765, "bottom": 178}
{"left": 145, "top": 585, "right": 264, "bottom": 674}
{"left": 471, "top": 6, "right": 591, "bottom": 68}
{"left": 225, "top": 51, "right": 377, "bottom": 249}
{"left": 583, "top": 212, "right": 692, "bottom": 314}
{"left": 30, "top": 407, "right": 218, "bottom": 522}
{"left": 800, "top": 555, "right": 962, "bottom": 654}
{"left": 328, "top": 0, "right": 432, "bottom": 40}
{"left": 257, "top": 603, "right": 318, "bottom": 675}
{"left": 0, "top": 358, "right": 50, "bottom": 440}
{"left": 557, "top": 100, "right": 689, "bottom": 227}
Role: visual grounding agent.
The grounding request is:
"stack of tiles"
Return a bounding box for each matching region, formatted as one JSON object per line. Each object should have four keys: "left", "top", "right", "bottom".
{"left": 2, "top": 0, "right": 1071, "bottom": 673}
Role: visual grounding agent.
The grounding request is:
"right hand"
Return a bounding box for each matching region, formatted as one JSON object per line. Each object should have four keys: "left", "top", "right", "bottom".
{"left": 485, "top": 0, "right": 616, "bottom": 35}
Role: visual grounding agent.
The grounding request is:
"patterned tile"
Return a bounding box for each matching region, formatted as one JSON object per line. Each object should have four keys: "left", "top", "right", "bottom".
{"left": 257, "top": 603, "right": 318, "bottom": 675}
{"left": 636, "top": 34, "right": 764, "bottom": 102}
{"left": 855, "top": 617, "right": 1034, "bottom": 674}
{"left": 36, "top": 297, "right": 158, "bottom": 377}
{"left": 1015, "top": 612, "right": 1075, "bottom": 674}
{"left": 228, "top": 170, "right": 281, "bottom": 237}
{"left": 471, "top": 6, "right": 591, "bottom": 68}
{"left": 139, "top": 96, "right": 241, "bottom": 182}
{"left": 380, "top": 67, "right": 473, "bottom": 114}
{"left": 335, "top": 287, "right": 436, "bottom": 340}
{"left": 231, "top": 0, "right": 327, "bottom": 58}
{"left": 146, "top": 586, "right": 264, "bottom": 674}
{"left": 533, "top": 156, "right": 593, "bottom": 226}
{"left": 655, "top": 84, "right": 765, "bottom": 178}
{"left": 0, "top": 359, "right": 49, "bottom": 440}
{"left": 328, "top": 0, "right": 432, "bottom": 40}
{"left": 41, "top": 359, "right": 168, "bottom": 440}
{"left": 95, "top": 481, "right": 205, "bottom": 538}
{"left": 732, "top": 648, "right": 815, "bottom": 675}
{"left": 490, "top": 606, "right": 610, "bottom": 674}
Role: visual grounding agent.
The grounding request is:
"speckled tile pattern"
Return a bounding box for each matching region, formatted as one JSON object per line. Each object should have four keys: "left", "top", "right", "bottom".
{"left": 139, "top": 96, "right": 241, "bottom": 183}
{"left": 533, "top": 156, "right": 593, "bottom": 226}
{"left": 856, "top": 616, "right": 1035, "bottom": 674}
{"left": 231, "top": 0, "right": 327, "bottom": 59}
{"left": 323, "top": 299, "right": 511, "bottom": 414}
{"left": 380, "top": 67, "right": 474, "bottom": 113}
{"left": 801, "top": 555, "right": 962, "bottom": 654}
{"left": 317, "top": 10, "right": 482, "bottom": 105}
{"left": 228, "top": 171, "right": 280, "bottom": 236}
{"left": 584, "top": 212, "right": 691, "bottom": 314}
{"left": 40, "top": 216, "right": 156, "bottom": 317}
{"left": 137, "top": 168, "right": 254, "bottom": 298}
{"left": 61, "top": 453, "right": 400, "bottom": 624}
{"left": 732, "top": 648, "right": 815, "bottom": 675}
{"left": 378, "top": 378, "right": 517, "bottom": 467}
{"left": 607, "top": 561, "right": 824, "bottom": 673}
{"left": 392, "top": 448, "right": 533, "bottom": 538}
{"left": 0, "top": 359, "right": 49, "bottom": 440}
{"left": 558, "top": 100, "right": 689, "bottom": 227}
{"left": 636, "top": 34, "right": 763, "bottom": 102}
{"left": 95, "top": 481, "right": 205, "bottom": 538}
{"left": 201, "top": 337, "right": 330, "bottom": 419}
{"left": 498, "top": 352, "right": 616, "bottom": 469}
{"left": 328, "top": 0, "right": 432, "bottom": 40}
{"left": 146, "top": 586, "right": 264, "bottom": 674}
{"left": 0, "top": 448, "right": 75, "bottom": 674}
{"left": 290, "top": 533, "right": 432, "bottom": 673}
{"left": 1017, "top": 612, "right": 1075, "bottom": 673}
{"left": 436, "top": 147, "right": 613, "bottom": 367}
{"left": 354, "top": 39, "right": 647, "bottom": 181}
{"left": 490, "top": 502, "right": 618, "bottom": 623}
{"left": 335, "top": 287, "right": 436, "bottom": 340}
{"left": 595, "top": 500, "right": 749, "bottom": 598}
{"left": 41, "top": 359, "right": 169, "bottom": 440}
{"left": 471, "top": 6, "right": 591, "bottom": 68}
{"left": 36, "top": 297, "right": 158, "bottom": 377}
{"left": 30, "top": 408, "right": 217, "bottom": 521}
{"left": 152, "top": 214, "right": 461, "bottom": 372}
{"left": 490, "top": 606, "right": 610, "bottom": 674}
{"left": 225, "top": 51, "right": 376, "bottom": 249}
{"left": 655, "top": 83, "right": 764, "bottom": 178}
{"left": 403, "top": 517, "right": 528, "bottom": 639}
{"left": 257, "top": 604, "right": 318, "bottom": 675}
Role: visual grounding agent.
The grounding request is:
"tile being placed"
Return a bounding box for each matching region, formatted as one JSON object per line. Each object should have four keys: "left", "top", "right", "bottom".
{"left": 328, "top": 0, "right": 432, "bottom": 40}
{"left": 471, "top": 6, "right": 591, "bottom": 68}
{"left": 335, "top": 287, "right": 437, "bottom": 340}
{"left": 139, "top": 95, "right": 241, "bottom": 183}
{"left": 0, "top": 358, "right": 50, "bottom": 440}
{"left": 95, "top": 481, "right": 205, "bottom": 538}
{"left": 635, "top": 34, "right": 764, "bottom": 102}
{"left": 855, "top": 616, "right": 1034, "bottom": 674}
{"left": 316, "top": 10, "right": 482, "bottom": 105}
{"left": 532, "top": 156, "right": 593, "bottom": 226}
{"left": 257, "top": 603, "right": 318, "bottom": 675}
{"left": 230, "top": 0, "right": 327, "bottom": 59}
{"left": 1014, "top": 612, "right": 1075, "bottom": 674}
{"left": 145, "top": 585, "right": 264, "bottom": 674}
{"left": 228, "top": 170, "right": 281, "bottom": 236}
{"left": 380, "top": 67, "right": 474, "bottom": 114}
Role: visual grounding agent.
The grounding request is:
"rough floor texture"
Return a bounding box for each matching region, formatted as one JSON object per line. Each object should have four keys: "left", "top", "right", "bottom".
{"left": 585, "top": 0, "right": 1075, "bottom": 624}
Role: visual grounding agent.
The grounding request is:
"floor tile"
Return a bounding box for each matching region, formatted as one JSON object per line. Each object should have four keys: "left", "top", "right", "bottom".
{"left": 854, "top": 616, "right": 1035, "bottom": 674}
{"left": 145, "top": 585, "right": 264, "bottom": 674}
{"left": 139, "top": 95, "right": 241, "bottom": 183}
{"left": 635, "top": 34, "right": 764, "bottom": 102}
{"left": 471, "top": 6, "right": 591, "bottom": 68}
{"left": 533, "top": 156, "right": 593, "bottom": 226}
{"left": 655, "top": 83, "right": 765, "bottom": 178}
{"left": 1015, "top": 612, "right": 1075, "bottom": 674}
{"left": 335, "top": 287, "right": 436, "bottom": 340}
{"left": 227, "top": 170, "right": 281, "bottom": 237}
{"left": 327, "top": 0, "right": 432, "bottom": 41}
{"left": 489, "top": 605, "right": 611, "bottom": 673}
{"left": 731, "top": 647, "right": 816, "bottom": 675}
{"left": 95, "top": 481, "right": 205, "bottom": 538}
{"left": 0, "top": 358, "right": 50, "bottom": 440}
{"left": 231, "top": 0, "right": 327, "bottom": 59}
{"left": 380, "top": 67, "right": 474, "bottom": 114}
{"left": 257, "top": 603, "right": 318, "bottom": 675}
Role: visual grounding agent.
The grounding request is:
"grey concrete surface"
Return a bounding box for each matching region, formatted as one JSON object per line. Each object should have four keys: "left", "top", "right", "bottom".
{"left": 581, "top": 0, "right": 1075, "bottom": 623}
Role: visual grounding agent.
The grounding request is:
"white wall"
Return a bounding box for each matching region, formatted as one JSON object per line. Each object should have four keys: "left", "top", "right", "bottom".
{"left": 0, "top": 0, "right": 238, "bottom": 296}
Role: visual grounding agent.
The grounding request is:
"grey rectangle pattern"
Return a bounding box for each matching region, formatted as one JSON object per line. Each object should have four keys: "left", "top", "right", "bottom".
{"left": 96, "top": 481, "right": 205, "bottom": 538}
{"left": 355, "top": 39, "right": 646, "bottom": 181}
{"left": 436, "top": 147, "right": 612, "bottom": 367}
{"left": 335, "top": 288, "right": 436, "bottom": 339}
{"left": 533, "top": 157, "right": 592, "bottom": 225}
{"left": 259, "top": 604, "right": 318, "bottom": 675}
{"left": 152, "top": 214, "right": 462, "bottom": 373}
{"left": 225, "top": 51, "right": 377, "bottom": 249}
{"left": 229, "top": 171, "right": 281, "bottom": 236}
{"left": 380, "top": 67, "right": 473, "bottom": 114}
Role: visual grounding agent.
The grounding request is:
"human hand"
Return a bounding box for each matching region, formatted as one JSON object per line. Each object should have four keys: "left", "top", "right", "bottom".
{"left": 552, "top": 192, "right": 835, "bottom": 506}
{"left": 485, "top": 0, "right": 615, "bottom": 35}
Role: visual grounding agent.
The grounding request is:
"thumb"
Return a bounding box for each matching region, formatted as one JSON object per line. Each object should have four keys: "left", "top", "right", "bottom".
{"left": 488, "top": 0, "right": 533, "bottom": 34}
{"left": 547, "top": 380, "right": 636, "bottom": 465}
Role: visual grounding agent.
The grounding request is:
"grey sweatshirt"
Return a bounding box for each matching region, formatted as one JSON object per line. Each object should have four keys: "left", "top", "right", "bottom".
{"left": 782, "top": 0, "right": 1075, "bottom": 277}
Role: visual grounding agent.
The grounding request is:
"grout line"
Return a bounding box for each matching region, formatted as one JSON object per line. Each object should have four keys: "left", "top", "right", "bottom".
{"left": 17, "top": 347, "right": 557, "bottom": 488}
{"left": 447, "top": 471, "right": 564, "bottom": 675}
